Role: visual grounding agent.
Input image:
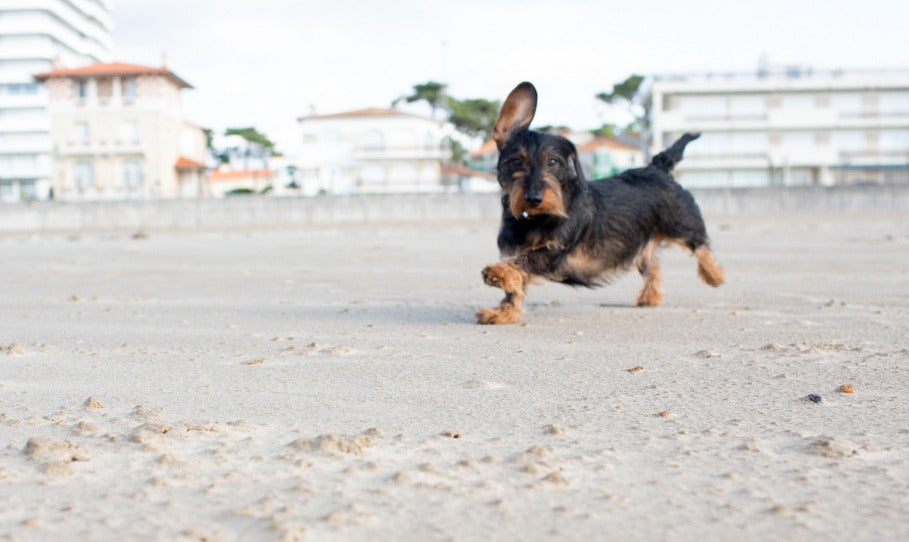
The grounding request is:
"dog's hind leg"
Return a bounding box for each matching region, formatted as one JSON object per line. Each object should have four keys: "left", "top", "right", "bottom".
{"left": 476, "top": 261, "right": 529, "bottom": 324}
{"left": 659, "top": 194, "right": 725, "bottom": 289}
{"left": 635, "top": 236, "right": 664, "bottom": 307}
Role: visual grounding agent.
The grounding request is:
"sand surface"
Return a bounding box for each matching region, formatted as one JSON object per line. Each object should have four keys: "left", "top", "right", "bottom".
{"left": 1, "top": 212, "right": 907, "bottom": 541}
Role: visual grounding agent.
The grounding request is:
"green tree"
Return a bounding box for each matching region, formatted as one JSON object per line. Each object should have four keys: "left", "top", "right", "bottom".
{"left": 596, "top": 74, "right": 651, "bottom": 154}
{"left": 224, "top": 127, "right": 277, "bottom": 170}
{"left": 448, "top": 97, "right": 500, "bottom": 140}
{"left": 536, "top": 124, "right": 571, "bottom": 134}
{"left": 204, "top": 128, "right": 228, "bottom": 166}
{"left": 395, "top": 81, "right": 449, "bottom": 116}
{"left": 397, "top": 81, "right": 504, "bottom": 162}
{"left": 590, "top": 123, "right": 618, "bottom": 138}
{"left": 444, "top": 136, "right": 467, "bottom": 163}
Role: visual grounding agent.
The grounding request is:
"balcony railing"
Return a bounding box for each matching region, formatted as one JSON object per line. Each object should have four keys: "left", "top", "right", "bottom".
{"left": 351, "top": 146, "right": 450, "bottom": 160}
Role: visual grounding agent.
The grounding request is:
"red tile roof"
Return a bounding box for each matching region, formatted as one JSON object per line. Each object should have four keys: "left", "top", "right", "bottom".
{"left": 441, "top": 163, "right": 496, "bottom": 179}
{"left": 208, "top": 169, "right": 272, "bottom": 182}
{"left": 174, "top": 156, "right": 206, "bottom": 170}
{"left": 469, "top": 139, "right": 498, "bottom": 157}
{"left": 577, "top": 137, "right": 641, "bottom": 152}
{"left": 34, "top": 62, "right": 193, "bottom": 89}
{"left": 298, "top": 108, "right": 434, "bottom": 122}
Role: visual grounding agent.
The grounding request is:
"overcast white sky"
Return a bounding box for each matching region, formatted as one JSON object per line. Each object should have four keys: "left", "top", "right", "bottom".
{"left": 111, "top": 0, "right": 909, "bottom": 152}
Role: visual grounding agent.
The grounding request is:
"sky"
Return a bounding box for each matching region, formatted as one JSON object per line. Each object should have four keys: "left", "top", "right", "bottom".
{"left": 110, "top": 0, "right": 909, "bottom": 154}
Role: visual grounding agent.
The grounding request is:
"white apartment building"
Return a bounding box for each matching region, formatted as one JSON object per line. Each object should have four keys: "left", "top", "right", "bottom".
{"left": 296, "top": 108, "right": 452, "bottom": 195}
{"left": 35, "top": 62, "right": 207, "bottom": 199}
{"left": 0, "top": 0, "right": 112, "bottom": 201}
{"left": 650, "top": 68, "right": 909, "bottom": 188}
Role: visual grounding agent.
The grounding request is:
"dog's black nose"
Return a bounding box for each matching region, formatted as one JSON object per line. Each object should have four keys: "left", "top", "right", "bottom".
{"left": 525, "top": 192, "right": 543, "bottom": 207}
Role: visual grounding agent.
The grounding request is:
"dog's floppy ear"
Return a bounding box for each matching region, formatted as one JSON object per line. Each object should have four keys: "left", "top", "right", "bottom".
{"left": 492, "top": 82, "right": 537, "bottom": 150}
{"left": 569, "top": 150, "right": 585, "bottom": 181}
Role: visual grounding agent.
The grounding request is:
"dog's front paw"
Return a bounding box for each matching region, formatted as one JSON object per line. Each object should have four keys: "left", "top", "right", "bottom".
{"left": 636, "top": 286, "right": 663, "bottom": 307}
{"left": 481, "top": 264, "right": 502, "bottom": 287}
{"left": 481, "top": 262, "right": 525, "bottom": 292}
{"left": 476, "top": 305, "right": 522, "bottom": 325}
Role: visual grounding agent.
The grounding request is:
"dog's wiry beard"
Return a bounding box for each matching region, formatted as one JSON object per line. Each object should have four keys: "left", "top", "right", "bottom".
{"left": 507, "top": 178, "right": 569, "bottom": 220}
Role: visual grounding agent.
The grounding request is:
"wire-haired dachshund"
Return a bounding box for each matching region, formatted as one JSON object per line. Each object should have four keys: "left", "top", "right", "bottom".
{"left": 477, "top": 82, "right": 724, "bottom": 324}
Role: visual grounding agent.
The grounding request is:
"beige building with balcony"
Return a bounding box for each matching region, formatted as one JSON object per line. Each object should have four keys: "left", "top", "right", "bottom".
{"left": 34, "top": 62, "right": 207, "bottom": 199}
{"left": 296, "top": 108, "right": 452, "bottom": 195}
{"left": 650, "top": 68, "right": 909, "bottom": 187}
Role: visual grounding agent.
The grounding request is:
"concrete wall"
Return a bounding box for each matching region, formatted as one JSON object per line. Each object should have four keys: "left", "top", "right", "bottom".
{"left": 1, "top": 184, "right": 908, "bottom": 235}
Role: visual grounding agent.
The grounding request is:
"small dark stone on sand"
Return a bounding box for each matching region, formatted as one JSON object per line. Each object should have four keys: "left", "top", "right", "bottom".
{"left": 807, "top": 394, "right": 823, "bottom": 404}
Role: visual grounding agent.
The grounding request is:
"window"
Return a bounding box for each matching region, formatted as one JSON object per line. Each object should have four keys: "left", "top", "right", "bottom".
{"left": 730, "top": 132, "right": 768, "bottom": 155}
{"left": 74, "top": 122, "right": 90, "bottom": 143}
{"left": 424, "top": 132, "right": 436, "bottom": 150}
{"left": 683, "top": 133, "right": 729, "bottom": 157}
{"left": 680, "top": 170, "right": 728, "bottom": 188}
{"left": 779, "top": 131, "right": 817, "bottom": 149}
{"left": 360, "top": 164, "right": 385, "bottom": 184}
{"left": 684, "top": 132, "right": 768, "bottom": 157}
{"left": 0, "top": 180, "right": 14, "bottom": 199}
{"left": 675, "top": 95, "right": 725, "bottom": 117}
{"left": 728, "top": 95, "right": 766, "bottom": 117}
{"left": 97, "top": 77, "right": 113, "bottom": 104}
{"left": 880, "top": 130, "right": 909, "bottom": 151}
{"left": 730, "top": 170, "right": 768, "bottom": 187}
{"left": 879, "top": 92, "right": 909, "bottom": 114}
{"left": 7, "top": 83, "right": 39, "bottom": 95}
{"left": 360, "top": 130, "right": 385, "bottom": 150}
{"left": 323, "top": 129, "right": 341, "bottom": 144}
{"left": 74, "top": 161, "right": 95, "bottom": 190}
{"left": 779, "top": 93, "right": 816, "bottom": 111}
{"left": 121, "top": 120, "right": 139, "bottom": 142}
{"left": 830, "top": 93, "right": 863, "bottom": 115}
{"left": 122, "top": 77, "right": 137, "bottom": 101}
{"left": 830, "top": 131, "right": 866, "bottom": 152}
{"left": 122, "top": 159, "right": 143, "bottom": 190}
{"left": 788, "top": 168, "right": 816, "bottom": 186}
{"left": 75, "top": 79, "right": 88, "bottom": 99}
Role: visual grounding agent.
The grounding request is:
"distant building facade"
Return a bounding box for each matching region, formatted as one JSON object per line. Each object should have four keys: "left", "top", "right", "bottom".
{"left": 296, "top": 108, "right": 452, "bottom": 195}
{"left": 35, "top": 62, "right": 208, "bottom": 199}
{"left": 0, "top": 0, "right": 113, "bottom": 201}
{"left": 650, "top": 68, "right": 909, "bottom": 187}
{"left": 207, "top": 168, "right": 273, "bottom": 197}
{"left": 467, "top": 133, "right": 644, "bottom": 182}
{"left": 576, "top": 136, "right": 642, "bottom": 179}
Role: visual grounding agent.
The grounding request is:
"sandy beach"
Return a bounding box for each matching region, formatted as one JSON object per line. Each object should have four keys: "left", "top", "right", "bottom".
{"left": 1, "top": 210, "right": 907, "bottom": 541}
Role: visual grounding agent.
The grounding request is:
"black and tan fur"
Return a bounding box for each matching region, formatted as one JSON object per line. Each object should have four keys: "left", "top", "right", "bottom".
{"left": 476, "top": 82, "right": 724, "bottom": 324}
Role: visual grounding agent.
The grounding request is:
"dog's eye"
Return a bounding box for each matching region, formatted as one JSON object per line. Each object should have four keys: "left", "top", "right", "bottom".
{"left": 509, "top": 157, "right": 523, "bottom": 168}
{"left": 547, "top": 158, "right": 560, "bottom": 167}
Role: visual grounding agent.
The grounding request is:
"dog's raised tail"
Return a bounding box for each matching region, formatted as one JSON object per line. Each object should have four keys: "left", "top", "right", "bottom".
{"left": 650, "top": 132, "right": 701, "bottom": 173}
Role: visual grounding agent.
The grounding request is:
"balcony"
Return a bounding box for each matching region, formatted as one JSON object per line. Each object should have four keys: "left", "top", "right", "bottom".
{"left": 0, "top": 92, "right": 47, "bottom": 110}
{"left": 350, "top": 146, "right": 450, "bottom": 161}
{"left": 0, "top": 162, "right": 50, "bottom": 180}
{"left": 0, "top": 134, "right": 50, "bottom": 153}
{"left": 59, "top": 139, "right": 144, "bottom": 157}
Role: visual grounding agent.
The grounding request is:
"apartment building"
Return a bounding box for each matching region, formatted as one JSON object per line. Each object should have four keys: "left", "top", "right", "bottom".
{"left": 34, "top": 62, "right": 207, "bottom": 199}
{"left": 650, "top": 68, "right": 909, "bottom": 187}
{"left": 296, "top": 108, "right": 452, "bottom": 195}
{"left": 0, "top": 0, "right": 112, "bottom": 201}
